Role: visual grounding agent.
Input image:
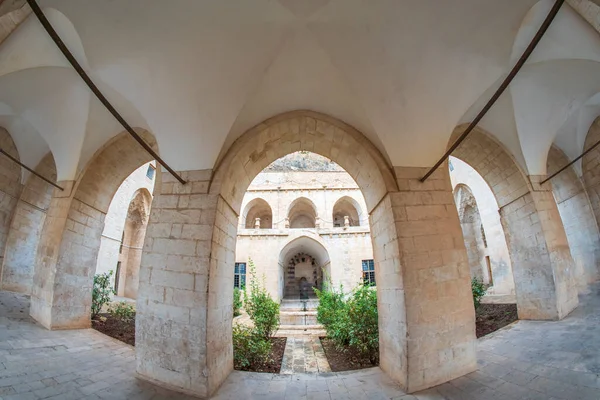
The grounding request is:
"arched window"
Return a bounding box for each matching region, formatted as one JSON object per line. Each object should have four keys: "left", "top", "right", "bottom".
{"left": 242, "top": 198, "right": 273, "bottom": 229}
{"left": 288, "top": 197, "right": 318, "bottom": 229}
{"left": 332, "top": 196, "right": 361, "bottom": 227}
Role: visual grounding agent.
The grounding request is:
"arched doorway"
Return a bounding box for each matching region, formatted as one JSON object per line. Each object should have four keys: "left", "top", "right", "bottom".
{"left": 279, "top": 235, "right": 329, "bottom": 299}
{"left": 288, "top": 197, "right": 318, "bottom": 228}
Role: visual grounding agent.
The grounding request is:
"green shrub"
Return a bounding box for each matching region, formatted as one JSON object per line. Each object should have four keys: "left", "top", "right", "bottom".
{"left": 92, "top": 271, "right": 115, "bottom": 318}
{"left": 232, "top": 323, "right": 272, "bottom": 369}
{"left": 108, "top": 301, "right": 135, "bottom": 322}
{"left": 243, "top": 259, "right": 280, "bottom": 339}
{"left": 316, "top": 281, "right": 379, "bottom": 363}
{"left": 471, "top": 277, "right": 487, "bottom": 309}
{"left": 346, "top": 284, "right": 379, "bottom": 363}
{"left": 233, "top": 287, "right": 243, "bottom": 317}
{"left": 315, "top": 284, "right": 350, "bottom": 346}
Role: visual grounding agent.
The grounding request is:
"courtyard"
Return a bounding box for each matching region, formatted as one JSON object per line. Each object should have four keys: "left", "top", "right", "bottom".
{"left": 2, "top": 285, "right": 600, "bottom": 399}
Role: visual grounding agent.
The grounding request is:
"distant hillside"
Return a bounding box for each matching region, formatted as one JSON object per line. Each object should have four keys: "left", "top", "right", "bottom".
{"left": 265, "top": 151, "right": 344, "bottom": 172}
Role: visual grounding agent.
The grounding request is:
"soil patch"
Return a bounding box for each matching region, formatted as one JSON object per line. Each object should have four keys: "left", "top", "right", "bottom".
{"left": 319, "top": 338, "right": 379, "bottom": 372}
{"left": 235, "top": 337, "right": 287, "bottom": 373}
{"left": 92, "top": 313, "right": 135, "bottom": 346}
{"left": 476, "top": 303, "right": 518, "bottom": 338}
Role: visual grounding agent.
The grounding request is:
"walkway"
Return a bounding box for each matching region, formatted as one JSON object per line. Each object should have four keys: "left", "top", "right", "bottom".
{"left": 280, "top": 337, "right": 331, "bottom": 374}
{"left": 1, "top": 284, "right": 600, "bottom": 399}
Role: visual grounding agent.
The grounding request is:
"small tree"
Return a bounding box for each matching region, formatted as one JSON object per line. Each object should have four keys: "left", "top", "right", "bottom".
{"left": 233, "top": 287, "right": 243, "bottom": 317}
{"left": 92, "top": 271, "right": 115, "bottom": 318}
{"left": 243, "top": 259, "right": 280, "bottom": 339}
{"left": 471, "top": 277, "right": 487, "bottom": 309}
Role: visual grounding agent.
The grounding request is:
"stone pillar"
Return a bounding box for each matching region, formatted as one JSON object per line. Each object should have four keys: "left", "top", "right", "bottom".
{"left": 344, "top": 215, "right": 350, "bottom": 228}
{"left": 392, "top": 165, "right": 477, "bottom": 393}
{"left": 500, "top": 177, "right": 578, "bottom": 320}
{"left": 284, "top": 217, "right": 290, "bottom": 228}
{"left": 254, "top": 217, "right": 260, "bottom": 229}
{"left": 30, "top": 181, "right": 100, "bottom": 330}
{"left": 136, "top": 170, "right": 219, "bottom": 398}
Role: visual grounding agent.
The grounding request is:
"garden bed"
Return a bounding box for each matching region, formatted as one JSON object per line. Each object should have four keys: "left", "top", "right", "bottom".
{"left": 476, "top": 303, "right": 518, "bottom": 338}
{"left": 92, "top": 313, "right": 136, "bottom": 346}
{"left": 234, "top": 337, "right": 287, "bottom": 373}
{"left": 319, "top": 338, "right": 378, "bottom": 372}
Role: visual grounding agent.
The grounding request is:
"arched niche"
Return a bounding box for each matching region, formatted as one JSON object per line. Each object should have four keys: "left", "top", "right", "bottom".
{"left": 242, "top": 197, "right": 272, "bottom": 229}
{"left": 288, "top": 197, "right": 318, "bottom": 229}
{"left": 332, "top": 195, "right": 362, "bottom": 227}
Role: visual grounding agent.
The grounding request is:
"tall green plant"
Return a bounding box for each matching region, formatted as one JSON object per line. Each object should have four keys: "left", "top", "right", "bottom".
{"left": 243, "top": 259, "right": 280, "bottom": 339}
{"left": 233, "top": 287, "right": 243, "bottom": 317}
{"left": 471, "top": 277, "right": 487, "bottom": 309}
{"left": 92, "top": 271, "right": 115, "bottom": 318}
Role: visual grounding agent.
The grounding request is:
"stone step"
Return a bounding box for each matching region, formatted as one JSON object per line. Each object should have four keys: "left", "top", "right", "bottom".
{"left": 275, "top": 324, "right": 326, "bottom": 337}
{"left": 280, "top": 311, "right": 318, "bottom": 325}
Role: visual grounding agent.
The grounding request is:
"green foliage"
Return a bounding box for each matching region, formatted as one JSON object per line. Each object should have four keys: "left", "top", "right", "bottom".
{"left": 92, "top": 271, "right": 115, "bottom": 318}
{"left": 346, "top": 284, "right": 379, "bottom": 361}
{"left": 232, "top": 323, "right": 272, "bottom": 369}
{"left": 233, "top": 287, "right": 243, "bottom": 317}
{"left": 243, "top": 259, "right": 280, "bottom": 339}
{"left": 316, "top": 281, "right": 379, "bottom": 362}
{"left": 314, "top": 284, "right": 351, "bottom": 346}
{"left": 471, "top": 277, "right": 487, "bottom": 309}
{"left": 108, "top": 301, "right": 135, "bottom": 322}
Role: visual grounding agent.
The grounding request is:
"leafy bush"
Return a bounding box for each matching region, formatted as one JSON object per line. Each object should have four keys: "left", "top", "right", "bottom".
{"left": 232, "top": 323, "right": 272, "bottom": 369}
{"left": 243, "top": 259, "right": 280, "bottom": 339}
{"left": 92, "top": 271, "right": 115, "bottom": 318}
{"left": 233, "top": 287, "right": 243, "bottom": 317}
{"left": 346, "top": 284, "right": 379, "bottom": 363}
{"left": 314, "top": 284, "right": 351, "bottom": 346}
{"left": 108, "top": 301, "right": 135, "bottom": 322}
{"left": 316, "top": 281, "right": 379, "bottom": 363}
{"left": 471, "top": 277, "right": 487, "bottom": 309}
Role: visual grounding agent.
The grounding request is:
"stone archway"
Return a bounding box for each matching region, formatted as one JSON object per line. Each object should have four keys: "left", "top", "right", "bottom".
{"left": 548, "top": 145, "right": 600, "bottom": 288}
{"left": 29, "top": 130, "right": 156, "bottom": 330}
{"left": 137, "top": 110, "right": 477, "bottom": 396}
{"left": 117, "top": 188, "right": 152, "bottom": 299}
{"left": 451, "top": 125, "right": 578, "bottom": 320}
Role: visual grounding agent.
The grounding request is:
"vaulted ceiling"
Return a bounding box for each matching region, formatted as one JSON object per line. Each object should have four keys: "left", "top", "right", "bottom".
{"left": 0, "top": 0, "right": 599, "bottom": 181}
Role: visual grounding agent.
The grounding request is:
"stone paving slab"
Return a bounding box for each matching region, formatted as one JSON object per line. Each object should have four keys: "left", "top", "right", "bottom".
{"left": 281, "top": 337, "right": 331, "bottom": 374}
{"left": 3, "top": 283, "right": 600, "bottom": 399}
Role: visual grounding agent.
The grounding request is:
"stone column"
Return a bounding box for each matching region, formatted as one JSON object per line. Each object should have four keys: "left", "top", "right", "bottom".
{"left": 136, "top": 170, "right": 218, "bottom": 398}
{"left": 30, "top": 181, "right": 100, "bottom": 330}
{"left": 500, "top": 177, "right": 578, "bottom": 320}
{"left": 391, "top": 165, "right": 477, "bottom": 393}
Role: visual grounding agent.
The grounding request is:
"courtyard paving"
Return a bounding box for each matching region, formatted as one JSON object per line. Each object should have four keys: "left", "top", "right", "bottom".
{"left": 280, "top": 337, "right": 331, "bottom": 374}
{"left": 1, "top": 284, "right": 600, "bottom": 399}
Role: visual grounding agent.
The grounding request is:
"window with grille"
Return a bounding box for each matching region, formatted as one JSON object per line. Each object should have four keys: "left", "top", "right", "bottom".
{"left": 362, "top": 259, "right": 375, "bottom": 285}
{"left": 234, "top": 263, "right": 247, "bottom": 289}
{"left": 146, "top": 164, "right": 156, "bottom": 180}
